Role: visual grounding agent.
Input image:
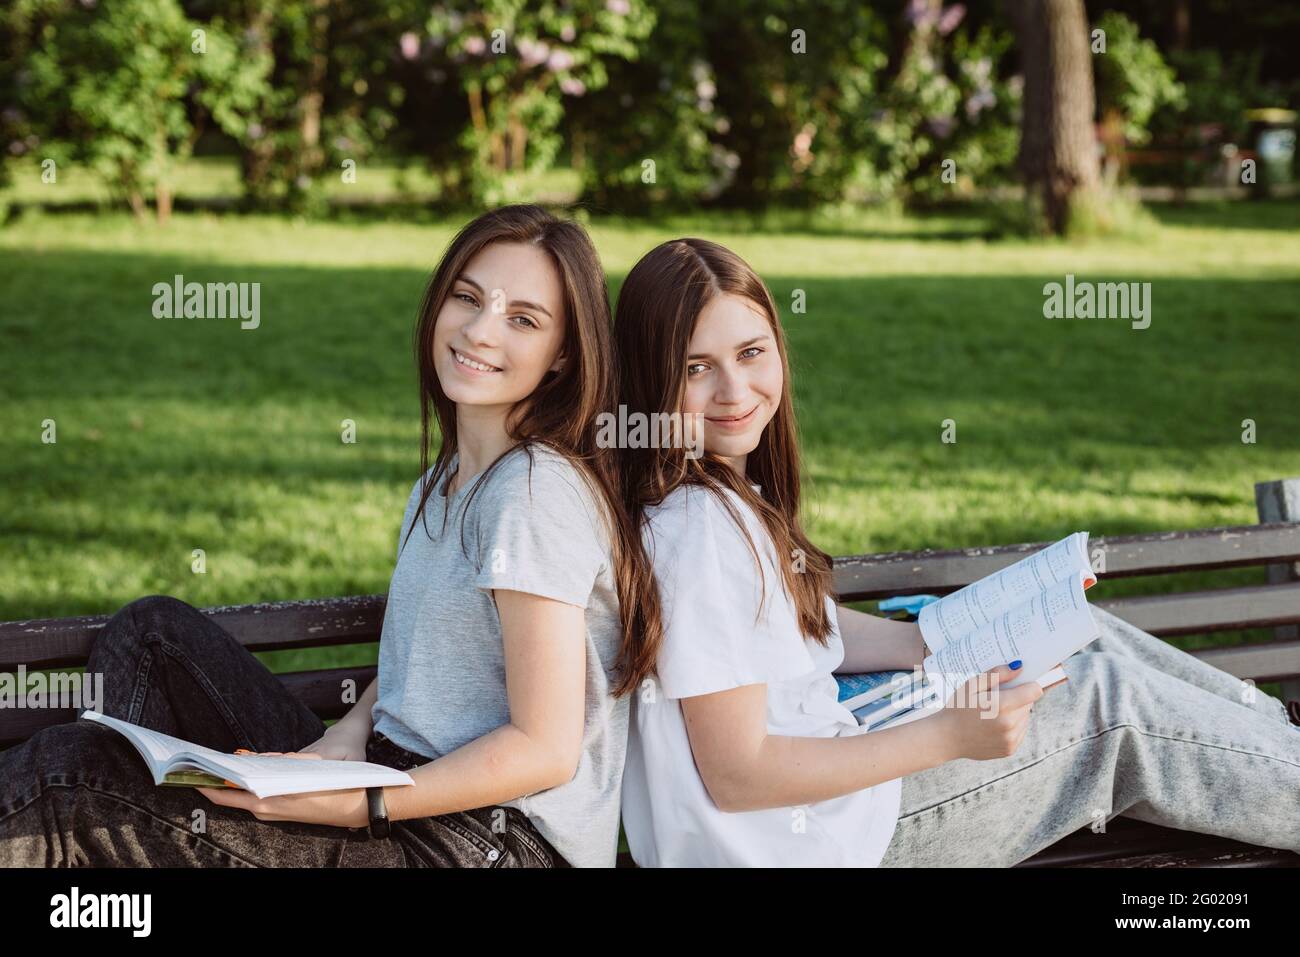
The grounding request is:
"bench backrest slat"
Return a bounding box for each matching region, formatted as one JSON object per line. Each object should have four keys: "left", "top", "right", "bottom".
{"left": 832, "top": 523, "right": 1300, "bottom": 601}
{"left": 1095, "top": 581, "right": 1300, "bottom": 637}
{"left": 0, "top": 596, "right": 386, "bottom": 671}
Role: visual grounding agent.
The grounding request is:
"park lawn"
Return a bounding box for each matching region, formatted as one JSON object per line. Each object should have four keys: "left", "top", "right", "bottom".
{"left": 0, "top": 155, "right": 582, "bottom": 208}
{"left": 1, "top": 200, "right": 1298, "bottom": 695}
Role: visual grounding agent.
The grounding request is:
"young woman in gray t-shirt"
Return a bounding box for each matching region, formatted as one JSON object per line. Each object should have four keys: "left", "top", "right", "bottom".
{"left": 0, "top": 205, "right": 654, "bottom": 868}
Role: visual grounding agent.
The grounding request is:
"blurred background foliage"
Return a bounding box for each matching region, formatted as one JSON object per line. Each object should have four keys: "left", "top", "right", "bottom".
{"left": 3, "top": 0, "right": 1297, "bottom": 218}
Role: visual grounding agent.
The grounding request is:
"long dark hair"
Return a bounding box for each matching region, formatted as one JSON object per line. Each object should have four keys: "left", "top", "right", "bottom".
{"left": 614, "top": 238, "right": 836, "bottom": 692}
{"left": 402, "top": 204, "right": 657, "bottom": 697}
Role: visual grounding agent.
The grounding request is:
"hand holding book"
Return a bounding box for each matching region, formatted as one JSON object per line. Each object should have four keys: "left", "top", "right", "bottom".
{"left": 917, "top": 531, "right": 1100, "bottom": 700}
{"left": 837, "top": 532, "right": 1103, "bottom": 733}
{"left": 297, "top": 722, "right": 371, "bottom": 762}
{"left": 933, "top": 661, "right": 1044, "bottom": 761}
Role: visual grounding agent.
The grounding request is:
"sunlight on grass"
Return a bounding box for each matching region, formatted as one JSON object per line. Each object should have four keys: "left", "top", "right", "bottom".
{"left": 1, "top": 198, "right": 1297, "bottom": 687}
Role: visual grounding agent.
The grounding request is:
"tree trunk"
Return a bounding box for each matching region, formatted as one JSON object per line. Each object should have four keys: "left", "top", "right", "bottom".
{"left": 508, "top": 114, "right": 527, "bottom": 171}
{"left": 296, "top": 0, "right": 331, "bottom": 186}
{"left": 238, "top": 2, "right": 276, "bottom": 202}
{"left": 1171, "top": 0, "right": 1190, "bottom": 52}
{"left": 156, "top": 184, "right": 173, "bottom": 224}
{"left": 1006, "top": 0, "right": 1101, "bottom": 234}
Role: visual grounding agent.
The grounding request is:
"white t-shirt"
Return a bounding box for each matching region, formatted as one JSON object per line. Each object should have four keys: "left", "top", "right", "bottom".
{"left": 621, "top": 482, "right": 903, "bottom": 867}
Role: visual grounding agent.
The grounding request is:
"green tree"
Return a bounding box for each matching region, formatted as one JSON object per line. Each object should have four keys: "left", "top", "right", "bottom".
{"left": 224, "top": 0, "right": 424, "bottom": 210}
{"left": 1092, "top": 11, "right": 1185, "bottom": 147}
{"left": 6, "top": 0, "right": 263, "bottom": 221}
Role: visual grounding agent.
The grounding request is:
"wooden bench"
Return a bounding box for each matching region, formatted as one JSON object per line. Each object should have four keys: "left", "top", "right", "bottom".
{"left": 3, "top": 478, "right": 1299, "bottom": 868}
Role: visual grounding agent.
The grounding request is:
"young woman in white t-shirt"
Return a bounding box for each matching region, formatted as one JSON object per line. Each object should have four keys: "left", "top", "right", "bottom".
{"left": 612, "top": 238, "right": 1300, "bottom": 867}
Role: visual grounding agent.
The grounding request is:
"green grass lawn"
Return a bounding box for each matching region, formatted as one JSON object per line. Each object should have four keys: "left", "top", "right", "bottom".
{"left": 1, "top": 195, "right": 1298, "bottom": 696}
{"left": 0, "top": 155, "right": 582, "bottom": 208}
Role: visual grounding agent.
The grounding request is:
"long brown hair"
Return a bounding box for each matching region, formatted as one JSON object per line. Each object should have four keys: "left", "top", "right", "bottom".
{"left": 614, "top": 238, "right": 836, "bottom": 692}
{"left": 403, "top": 204, "right": 657, "bottom": 697}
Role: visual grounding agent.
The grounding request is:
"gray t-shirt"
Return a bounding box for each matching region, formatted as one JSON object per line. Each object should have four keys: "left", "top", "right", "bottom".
{"left": 370, "top": 443, "right": 627, "bottom": 868}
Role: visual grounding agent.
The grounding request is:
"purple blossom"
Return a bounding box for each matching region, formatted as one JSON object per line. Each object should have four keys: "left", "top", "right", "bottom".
{"left": 560, "top": 25, "right": 576, "bottom": 42}
{"left": 906, "top": 0, "right": 938, "bottom": 29}
{"left": 463, "top": 35, "right": 486, "bottom": 56}
{"left": 607, "top": 0, "right": 631, "bottom": 14}
{"left": 925, "top": 116, "right": 956, "bottom": 139}
{"left": 937, "top": 4, "right": 965, "bottom": 36}
{"left": 399, "top": 32, "right": 420, "bottom": 61}
{"left": 965, "top": 89, "right": 995, "bottom": 119}
{"left": 560, "top": 76, "right": 586, "bottom": 96}
{"left": 547, "top": 49, "right": 575, "bottom": 72}
{"left": 518, "top": 38, "right": 550, "bottom": 67}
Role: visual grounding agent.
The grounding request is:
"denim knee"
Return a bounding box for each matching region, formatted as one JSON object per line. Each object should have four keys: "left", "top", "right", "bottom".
{"left": 123, "top": 594, "right": 202, "bottom": 639}
{"left": 1065, "top": 649, "right": 1222, "bottom": 742}
{"left": 95, "top": 594, "right": 207, "bottom": 665}
{"left": 1060, "top": 650, "right": 1140, "bottom": 726}
{"left": 1083, "top": 605, "right": 1145, "bottom": 653}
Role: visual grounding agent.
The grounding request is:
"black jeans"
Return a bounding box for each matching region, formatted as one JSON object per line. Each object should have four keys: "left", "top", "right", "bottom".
{"left": 0, "top": 595, "right": 567, "bottom": 867}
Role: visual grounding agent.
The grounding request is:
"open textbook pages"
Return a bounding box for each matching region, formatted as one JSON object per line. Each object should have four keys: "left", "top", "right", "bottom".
{"left": 843, "top": 532, "right": 1103, "bottom": 734}
{"left": 81, "top": 710, "right": 415, "bottom": 799}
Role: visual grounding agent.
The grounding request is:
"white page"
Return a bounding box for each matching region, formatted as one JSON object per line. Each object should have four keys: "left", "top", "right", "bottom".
{"left": 922, "top": 572, "right": 1099, "bottom": 699}
{"left": 919, "top": 532, "right": 1094, "bottom": 652}
{"left": 82, "top": 711, "right": 229, "bottom": 767}
{"left": 205, "top": 757, "right": 415, "bottom": 798}
{"left": 83, "top": 710, "right": 415, "bottom": 798}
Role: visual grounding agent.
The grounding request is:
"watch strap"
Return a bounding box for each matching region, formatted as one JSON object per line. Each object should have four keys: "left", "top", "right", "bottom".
{"left": 366, "top": 785, "right": 390, "bottom": 839}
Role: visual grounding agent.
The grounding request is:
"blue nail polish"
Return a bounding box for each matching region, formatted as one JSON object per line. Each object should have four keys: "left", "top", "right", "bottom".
{"left": 1009, "top": 659, "right": 1022, "bottom": 670}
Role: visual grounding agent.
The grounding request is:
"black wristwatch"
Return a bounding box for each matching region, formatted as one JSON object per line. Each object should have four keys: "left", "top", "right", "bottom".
{"left": 366, "top": 786, "right": 390, "bottom": 839}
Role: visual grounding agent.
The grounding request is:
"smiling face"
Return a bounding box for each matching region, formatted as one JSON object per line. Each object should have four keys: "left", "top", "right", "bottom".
{"left": 681, "top": 293, "right": 784, "bottom": 475}
{"left": 431, "top": 241, "right": 567, "bottom": 414}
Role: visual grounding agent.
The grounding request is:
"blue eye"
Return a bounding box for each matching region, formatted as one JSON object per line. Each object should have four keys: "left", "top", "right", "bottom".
{"left": 512, "top": 315, "right": 538, "bottom": 329}
{"left": 740, "top": 347, "right": 763, "bottom": 359}
{"left": 454, "top": 292, "right": 478, "bottom": 307}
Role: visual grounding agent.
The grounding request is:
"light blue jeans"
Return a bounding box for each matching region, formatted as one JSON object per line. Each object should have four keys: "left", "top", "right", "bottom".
{"left": 879, "top": 605, "right": 1300, "bottom": 866}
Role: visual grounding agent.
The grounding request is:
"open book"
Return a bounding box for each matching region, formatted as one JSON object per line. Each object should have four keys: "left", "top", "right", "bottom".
{"left": 82, "top": 711, "right": 415, "bottom": 799}
{"left": 838, "top": 532, "right": 1102, "bottom": 733}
